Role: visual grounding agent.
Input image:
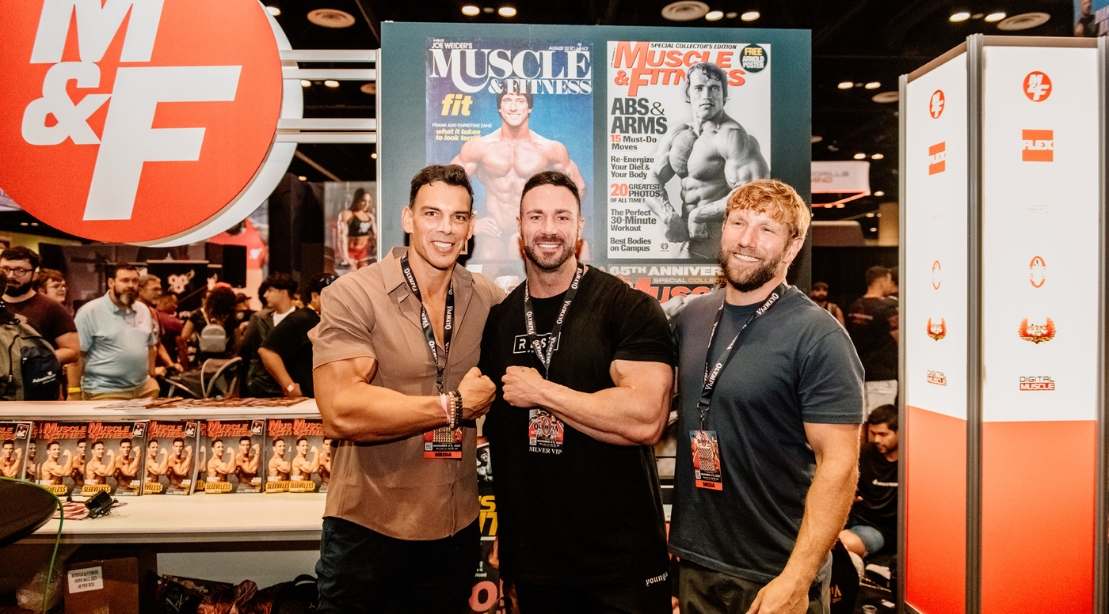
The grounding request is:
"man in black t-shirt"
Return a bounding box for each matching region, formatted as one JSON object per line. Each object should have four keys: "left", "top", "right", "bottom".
{"left": 840, "top": 404, "right": 899, "bottom": 558}
{"left": 481, "top": 171, "right": 675, "bottom": 613}
{"left": 669, "top": 180, "right": 863, "bottom": 614}
{"left": 846, "top": 266, "right": 899, "bottom": 414}
{"left": 259, "top": 275, "right": 337, "bottom": 398}
{"left": 2, "top": 247, "right": 79, "bottom": 365}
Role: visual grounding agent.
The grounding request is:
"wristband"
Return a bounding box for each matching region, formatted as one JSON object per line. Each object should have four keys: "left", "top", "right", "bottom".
{"left": 439, "top": 393, "right": 451, "bottom": 427}
{"left": 449, "top": 390, "right": 462, "bottom": 429}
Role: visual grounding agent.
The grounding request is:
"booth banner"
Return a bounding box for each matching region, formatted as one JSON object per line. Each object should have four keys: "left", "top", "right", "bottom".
{"left": 324, "top": 181, "right": 378, "bottom": 275}
{"left": 606, "top": 41, "right": 772, "bottom": 260}
{"left": 980, "top": 45, "right": 1099, "bottom": 423}
{"left": 381, "top": 23, "right": 810, "bottom": 288}
{"left": 425, "top": 37, "right": 595, "bottom": 281}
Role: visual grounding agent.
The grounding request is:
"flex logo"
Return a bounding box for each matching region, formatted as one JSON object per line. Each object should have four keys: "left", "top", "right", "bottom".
{"left": 0, "top": 0, "right": 289, "bottom": 243}
{"left": 1021, "top": 130, "right": 1053, "bottom": 162}
{"left": 928, "top": 142, "right": 946, "bottom": 175}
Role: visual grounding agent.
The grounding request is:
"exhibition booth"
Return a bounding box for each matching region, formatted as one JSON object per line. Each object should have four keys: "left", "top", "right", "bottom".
{"left": 0, "top": 1, "right": 1106, "bottom": 612}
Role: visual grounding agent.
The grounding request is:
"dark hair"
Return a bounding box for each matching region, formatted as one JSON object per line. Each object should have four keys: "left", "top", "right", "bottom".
{"left": 684, "top": 62, "right": 729, "bottom": 103}
{"left": 239, "top": 436, "right": 251, "bottom": 444}
{"left": 173, "top": 437, "right": 185, "bottom": 445}
{"left": 263, "top": 273, "right": 298, "bottom": 296}
{"left": 304, "top": 274, "right": 338, "bottom": 300}
{"left": 348, "top": 188, "right": 370, "bottom": 212}
{"left": 811, "top": 281, "right": 829, "bottom": 291}
{"left": 409, "top": 165, "right": 474, "bottom": 210}
{"left": 496, "top": 85, "right": 534, "bottom": 109}
{"left": 47, "top": 441, "right": 60, "bottom": 449}
{"left": 865, "top": 265, "right": 891, "bottom": 287}
{"left": 108, "top": 263, "right": 140, "bottom": 280}
{"left": 204, "top": 286, "right": 238, "bottom": 321}
{"left": 296, "top": 437, "right": 308, "bottom": 446}
{"left": 1, "top": 246, "right": 40, "bottom": 270}
{"left": 520, "top": 171, "right": 581, "bottom": 212}
{"left": 33, "top": 268, "right": 64, "bottom": 292}
{"left": 120, "top": 438, "right": 132, "bottom": 446}
{"left": 2, "top": 440, "right": 13, "bottom": 447}
{"left": 868, "top": 404, "right": 898, "bottom": 431}
{"left": 272, "top": 438, "right": 285, "bottom": 447}
{"left": 78, "top": 438, "right": 87, "bottom": 445}
{"left": 890, "top": 266, "right": 899, "bottom": 286}
{"left": 91, "top": 440, "right": 105, "bottom": 449}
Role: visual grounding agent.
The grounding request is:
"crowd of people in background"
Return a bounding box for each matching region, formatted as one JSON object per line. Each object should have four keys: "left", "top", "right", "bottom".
{"left": 0, "top": 245, "right": 334, "bottom": 402}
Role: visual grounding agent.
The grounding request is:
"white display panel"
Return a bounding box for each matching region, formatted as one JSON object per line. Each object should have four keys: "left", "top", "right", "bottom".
{"left": 904, "top": 53, "right": 969, "bottom": 420}
{"left": 981, "top": 45, "right": 1100, "bottom": 423}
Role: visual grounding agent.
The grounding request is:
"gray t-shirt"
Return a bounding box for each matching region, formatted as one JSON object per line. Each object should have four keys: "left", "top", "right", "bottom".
{"left": 668, "top": 287, "right": 864, "bottom": 583}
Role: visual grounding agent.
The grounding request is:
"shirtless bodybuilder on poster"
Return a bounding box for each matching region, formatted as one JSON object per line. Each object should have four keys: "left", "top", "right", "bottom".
{"left": 645, "top": 62, "right": 769, "bottom": 259}
{"left": 452, "top": 89, "right": 588, "bottom": 261}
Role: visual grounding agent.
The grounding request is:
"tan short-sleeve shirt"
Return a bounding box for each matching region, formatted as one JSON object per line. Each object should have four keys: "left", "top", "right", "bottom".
{"left": 310, "top": 247, "right": 503, "bottom": 540}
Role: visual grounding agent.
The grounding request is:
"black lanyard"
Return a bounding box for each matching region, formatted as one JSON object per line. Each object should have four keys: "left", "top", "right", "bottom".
{"left": 522, "top": 262, "right": 585, "bottom": 378}
{"left": 400, "top": 253, "right": 454, "bottom": 394}
{"left": 698, "top": 284, "right": 786, "bottom": 429}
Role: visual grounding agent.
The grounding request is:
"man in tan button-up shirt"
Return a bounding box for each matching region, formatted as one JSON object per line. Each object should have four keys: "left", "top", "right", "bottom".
{"left": 310, "top": 164, "right": 501, "bottom": 614}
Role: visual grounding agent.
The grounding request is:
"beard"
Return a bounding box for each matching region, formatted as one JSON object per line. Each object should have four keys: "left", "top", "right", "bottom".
{"left": 524, "top": 233, "right": 576, "bottom": 272}
{"left": 4, "top": 279, "right": 31, "bottom": 297}
{"left": 718, "top": 246, "right": 783, "bottom": 293}
{"left": 114, "top": 287, "right": 136, "bottom": 306}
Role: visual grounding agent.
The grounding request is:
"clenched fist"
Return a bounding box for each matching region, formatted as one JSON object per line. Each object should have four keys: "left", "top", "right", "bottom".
{"left": 458, "top": 367, "right": 496, "bottom": 420}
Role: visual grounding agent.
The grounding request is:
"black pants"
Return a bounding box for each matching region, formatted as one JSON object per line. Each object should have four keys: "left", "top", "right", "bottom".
{"left": 678, "top": 559, "right": 829, "bottom": 614}
{"left": 315, "top": 516, "right": 480, "bottom": 614}
{"left": 512, "top": 575, "right": 672, "bottom": 614}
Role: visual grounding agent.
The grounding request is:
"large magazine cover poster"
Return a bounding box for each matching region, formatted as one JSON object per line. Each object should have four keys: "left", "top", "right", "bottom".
{"left": 425, "top": 37, "right": 594, "bottom": 284}
{"left": 606, "top": 41, "right": 771, "bottom": 261}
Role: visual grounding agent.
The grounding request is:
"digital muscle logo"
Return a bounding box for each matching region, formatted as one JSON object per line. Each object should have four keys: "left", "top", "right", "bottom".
{"left": 1022, "top": 130, "right": 1053, "bottom": 162}
{"left": 928, "top": 142, "right": 946, "bottom": 175}
{"left": 926, "top": 371, "right": 947, "bottom": 386}
{"left": 1019, "top": 376, "right": 1055, "bottom": 391}
{"left": 0, "top": 0, "right": 284, "bottom": 243}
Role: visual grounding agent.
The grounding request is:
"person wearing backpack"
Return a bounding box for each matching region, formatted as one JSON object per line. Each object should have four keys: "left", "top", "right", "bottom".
{"left": 181, "top": 286, "right": 241, "bottom": 364}
{"left": 2, "top": 247, "right": 78, "bottom": 398}
{"left": 74, "top": 264, "right": 160, "bottom": 400}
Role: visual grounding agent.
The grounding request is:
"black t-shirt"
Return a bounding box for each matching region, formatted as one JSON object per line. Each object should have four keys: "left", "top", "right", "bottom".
{"left": 846, "top": 296, "right": 898, "bottom": 381}
{"left": 848, "top": 445, "right": 898, "bottom": 546}
{"left": 669, "top": 288, "right": 864, "bottom": 584}
{"left": 260, "top": 308, "right": 320, "bottom": 397}
{"left": 480, "top": 268, "right": 675, "bottom": 585}
{"left": 5, "top": 292, "right": 76, "bottom": 348}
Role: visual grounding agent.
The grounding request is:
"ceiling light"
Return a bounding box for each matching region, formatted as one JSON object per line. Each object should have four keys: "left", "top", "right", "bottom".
{"left": 827, "top": 144, "right": 839, "bottom": 152}
{"left": 662, "top": 1, "right": 710, "bottom": 21}
{"left": 865, "top": 81, "right": 881, "bottom": 90}
{"left": 307, "top": 9, "right": 355, "bottom": 28}
{"left": 324, "top": 79, "right": 340, "bottom": 88}
{"left": 866, "top": 213, "right": 876, "bottom": 217}
{"left": 997, "top": 12, "right": 1050, "bottom": 30}
{"left": 298, "top": 176, "right": 307, "bottom": 181}
{"left": 360, "top": 83, "right": 377, "bottom": 95}
{"left": 872, "top": 91, "right": 899, "bottom": 104}
{"left": 725, "top": 11, "right": 738, "bottom": 18}
{"left": 811, "top": 135, "right": 823, "bottom": 144}
{"left": 950, "top": 11, "right": 971, "bottom": 22}
{"left": 838, "top": 81, "right": 853, "bottom": 90}
{"left": 740, "top": 10, "right": 760, "bottom": 21}
{"left": 871, "top": 153, "right": 884, "bottom": 160}
{"left": 870, "top": 227, "right": 878, "bottom": 232}
{"left": 874, "top": 190, "right": 885, "bottom": 196}
{"left": 265, "top": 5, "right": 281, "bottom": 16}
{"left": 876, "top": 213, "right": 882, "bottom": 217}
{"left": 20, "top": 222, "right": 28, "bottom": 226}
{"left": 706, "top": 10, "right": 724, "bottom": 21}
{"left": 854, "top": 153, "right": 866, "bottom": 160}
{"left": 835, "top": 204, "right": 845, "bottom": 208}
{"left": 483, "top": 6, "right": 494, "bottom": 12}
{"left": 371, "top": 152, "right": 378, "bottom": 159}
{"left": 498, "top": 5, "right": 516, "bottom": 17}
{"left": 461, "top": 5, "right": 480, "bottom": 16}
{"left": 300, "top": 79, "right": 311, "bottom": 88}
{"left": 984, "top": 11, "right": 1006, "bottom": 22}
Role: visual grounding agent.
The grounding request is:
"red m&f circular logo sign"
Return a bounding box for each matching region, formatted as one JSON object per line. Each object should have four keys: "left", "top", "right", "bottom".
{"left": 0, "top": 0, "right": 293, "bottom": 244}
{"left": 1023, "top": 71, "right": 1051, "bottom": 102}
